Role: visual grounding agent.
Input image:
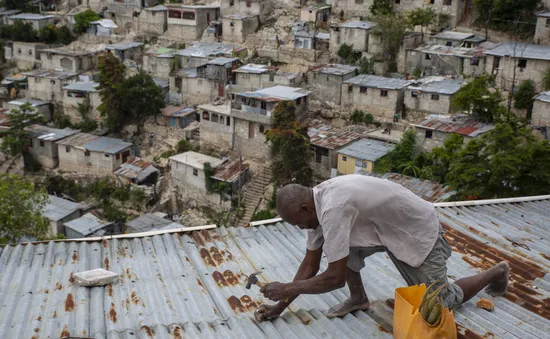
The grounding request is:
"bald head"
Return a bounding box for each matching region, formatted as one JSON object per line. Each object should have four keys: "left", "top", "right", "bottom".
{"left": 276, "top": 184, "right": 318, "bottom": 229}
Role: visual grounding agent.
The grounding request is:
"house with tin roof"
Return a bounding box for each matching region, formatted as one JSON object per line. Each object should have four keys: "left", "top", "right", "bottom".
{"left": 41, "top": 194, "right": 83, "bottom": 236}
{"left": 222, "top": 13, "right": 259, "bottom": 43}
{"left": 87, "top": 19, "right": 118, "bottom": 37}
{"left": 24, "top": 124, "right": 80, "bottom": 169}
{"left": 64, "top": 211, "right": 118, "bottom": 239}
{"left": 39, "top": 46, "right": 99, "bottom": 73}
{"left": 404, "top": 76, "right": 465, "bottom": 115}
{"left": 56, "top": 133, "right": 133, "bottom": 175}
{"left": 22, "top": 69, "right": 80, "bottom": 102}
{"left": 143, "top": 47, "right": 178, "bottom": 80}
{"left": 62, "top": 82, "right": 101, "bottom": 123}
{"left": 105, "top": 42, "right": 144, "bottom": 63}
{"left": 486, "top": 42, "right": 550, "bottom": 91}
{"left": 156, "top": 105, "right": 197, "bottom": 129}
{"left": 114, "top": 156, "right": 159, "bottom": 186}
{"left": 413, "top": 114, "right": 495, "bottom": 153}
{"left": 535, "top": 12, "right": 550, "bottom": 45}
{"left": 336, "top": 138, "right": 394, "bottom": 174}
{"left": 341, "top": 74, "right": 411, "bottom": 120}
{"left": 4, "top": 41, "right": 48, "bottom": 69}
{"left": 307, "top": 64, "right": 358, "bottom": 104}
{"left": 126, "top": 213, "right": 185, "bottom": 234}
{"left": 165, "top": 4, "right": 221, "bottom": 41}
{"left": 7, "top": 98, "right": 51, "bottom": 121}
{"left": 1, "top": 193, "right": 550, "bottom": 338}
{"left": 329, "top": 21, "right": 379, "bottom": 54}
{"left": 430, "top": 31, "right": 484, "bottom": 47}
{"left": 7, "top": 13, "right": 55, "bottom": 30}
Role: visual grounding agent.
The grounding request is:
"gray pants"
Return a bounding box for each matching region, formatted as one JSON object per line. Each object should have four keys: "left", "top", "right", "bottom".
{"left": 348, "top": 228, "right": 464, "bottom": 309}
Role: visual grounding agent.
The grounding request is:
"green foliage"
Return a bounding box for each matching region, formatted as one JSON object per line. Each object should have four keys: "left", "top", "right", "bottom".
{"left": 38, "top": 25, "right": 57, "bottom": 44}
{"left": 407, "top": 8, "right": 436, "bottom": 32}
{"left": 203, "top": 162, "right": 216, "bottom": 192}
{"left": 24, "top": 153, "right": 42, "bottom": 172}
{"left": 251, "top": 209, "right": 276, "bottom": 222}
{"left": 0, "top": 174, "right": 49, "bottom": 244}
{"left": 359, "top": 57, "right": 374, "bottom": 74}
{"left": 375, "top": 129, "right": 417, "bottom": 173}
{"left": 370, "top": 0, "right": 393, "bottom": 16}
{"left": 129, "top": 188, "right": 147, "bottom": 206}
{"left": 513, "top": 80, "right": 536, "bottom": 117}
{"left": 73, "top": 9, "right": 100, "bottom": 35}
{"left": 103, "top": 204, "right": 128, "bottom": 222}
{"left": 349, "top": 109, "right": 378, "bottom": 125}
{"left": 543, "top": 68, "right": 550, "bottom": 91}
{"left": 42, "top": 175, "right": 86, "bottom": 201}
{"left": 119, "top": 71, "right": 165, "bottom": 133}
{"left": 475, "top": 0, "right": 539, "bottom": 35}
{"left": 446, "top": 124, "right": 550, "bottom": 199}
{"left": 412, "top": 67, "right": 423, "bottom": 79}
{"left": 1, "top": 0, "right": 34, "bottom": 10}
{"left": 57, "top": 25, "right": 75, "bottom": 45}
{"left": 0, "top": 21, "right": 37, "bottom": 42}
{"left": 337, "top": 43, "right": 361, "bottom": 64}
{"left": 98, "top": 53, "right": 126, "bottom": 132}
{"left": 160, "top": 149, "right": 175, "bottom": 158}
{"left": 1, "top": 102, "right": 44, "bottom": 156}
{"left": 451, "top": 74, "right": 505, "bottom": 123}
{"left": 176, "top": 139, "right": 192, "bottom": 153}
{"left": 372, "top": 13, "right": 409, "bottom": 70}
{"left": 265, "top": 101, "right": 313, "bottom": 187}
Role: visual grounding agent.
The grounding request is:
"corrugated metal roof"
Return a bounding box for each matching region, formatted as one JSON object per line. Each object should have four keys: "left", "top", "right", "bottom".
{"left": 414, "top": 114, "right": 496, "bottom": 137}
{"left": 114, "top": 157, "right": 159, "bottom": 183}
{"left": 234, "top": 63, "right": 277, "bottom": 74}
{"left": 8, "top": 13, "right": 54, "bottom": 20}
{"left": 537, "top": 11, "right": 550, "bottom": 18}
{"left": 239, "top": 86, "right": 311, "bottom": 101}
{"left": 407, "top": 77, "right": 465, "bottom": 95}
{"left": 105, "top": 42, "right": 144, "bottom": 51}
{"left": 22, "top": 69, "right": 79, "bottom": 80}
{"left": 223, "top": 13, "right": 257, "bottom": 20}
{"left": 126, "top": 213, "right": 179, "bottom": 232}
{"left": 207, "top": 57, "right": 239, "bottom": 65}
{"left": 90, "top": 19, "right": 118, "bottom": 28}
{"left": 339, "top": 20, "right": 376, "bottom": 30}
{"left": 145, "top": 5, "right": 168, "bottom": 11}
{"left": 308, "top": 121, "right": 362, "bottom": 150}
{"left": 3, "top": 196, "right": 550, "bottom": 338}
{"left": 413, "top": 43, "right": 488, "bottom": 58}
{"left": 57, "top": 133, "right": 132, "bottom": 154}
{"left": 486, "top": 42, "right": 550, "bottom": 60}
{"left": 42, "top": 195, "right": 81, "bottom": 222}
{"left": 64, "top": 212, "right": 114, "bottom": 237}
{"left": 8, "top": 98, "right": 48, "bottom": 106}
{"left": 170, "top": 151, "right": 224, "bottom": 169}
{"left": 145, "top": 47, "right": 177, "bottom": 58}
{"left": 24, "top": 124, "right": 80, "bottom": 142}
{"left": 337, "top": 138, "right": 394, "bottom": 162}
{"left": 0, "top": 9, "right": 21, "bottom": 16}
{"left": 344, "top": 75, "right": 411, "bottom": 90}
{"left": 41, "top": 46, "right": 98, "bottom": 57}
{"left": 434, "top": 31, "right": 474, "bottom": 41}
{"left": 178, "top": 42, "right": 246, "bottom": 58}
{"left": 312, "top": 63, "right": 358, "bottom": 76}
{"left": 63, "top": 82, "right": 99, "bottom": 92}
{"left": 153, "top": 78, "right": 169, "bottom": 89}
{"left": 161, "top": 105, "right": 195, "bottom": 117}
{"left": 211, "top": 160, "right": 249, "bottom": 182}
{"left": 359, "top": 172, "right": 455, "bottom": 202}
{"left": 535, "top": 91, "right": 550, "bottom": 103}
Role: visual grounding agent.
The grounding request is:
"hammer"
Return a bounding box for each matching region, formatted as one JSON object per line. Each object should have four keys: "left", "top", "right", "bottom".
{"left": 245, "top": 271, "right": 265, "bottom": 289}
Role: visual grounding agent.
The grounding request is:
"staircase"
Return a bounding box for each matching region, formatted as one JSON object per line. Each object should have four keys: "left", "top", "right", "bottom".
{"left": 239, "top": 166, "right": 273, "bottom": 224}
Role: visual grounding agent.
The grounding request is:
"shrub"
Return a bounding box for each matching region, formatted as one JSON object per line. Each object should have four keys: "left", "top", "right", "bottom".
{"left": 251, "top": 209, "right": 276, "bottom": 221}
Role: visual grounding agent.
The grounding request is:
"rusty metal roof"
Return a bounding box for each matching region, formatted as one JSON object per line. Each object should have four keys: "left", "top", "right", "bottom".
{"left": 114, "top": 156, "right": 158, "bottom": 183}
{"left": 211, "top": 160, "right": 249, "bottom": 182}
{"left": 414, "top": 114, "right": 496, "bottom": 137}
{"left": 308, "top": 121, "right": 362, "bottom": 150}
{"left": 1, "top": 196, "right": 550, "bottom": 338}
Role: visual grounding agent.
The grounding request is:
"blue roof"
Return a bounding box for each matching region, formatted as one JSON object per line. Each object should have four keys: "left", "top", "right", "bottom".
{"left": 64, "top": 212, "right": 113, "bottom": 237}
{"left": 56, "top": 133, "right": 132, "bottom": 154}
{"left": 337, "top": 138, "right": 394, "bottom": 162}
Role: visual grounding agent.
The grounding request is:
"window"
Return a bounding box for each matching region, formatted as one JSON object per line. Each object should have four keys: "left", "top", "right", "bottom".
{"left": 342, "top": 156, "right": 347, "bottom": 161}
{"left": 202, "top": 111, "right": 210, "bottom": 120}
{"left": 445, "top": 41, "right": 452, "bottom": 47}
{"left": 395, "top": 0, "right": 400, "bottom": 3}
{"left": 470, "top": 57, "right": 479, "bottom": 66}
{"left": 50, "top": 80, "right": 56, "bottom": 85}
{"left": 168, "top": 10, "right": 182, "bottom": 19}
{"left": 411, "top": 91, "right": 419, "bottom": 97}
{"left": 355, "top": 0, "right": 363, "bottom": 4}
{"left": 230, "top": 21, "right": 234, "bottom": 27}
{"left": 546, "top": 18, "right": 550, "bottom": 28}
{"left": 259, "top": 125, "right": 265, "bottom": 134}
{"left": 431, "top": 94, "right": 440, "bottom": 101}
{"left": 348, "top": 85, "right": 353, "bottom": 92}
{"left": 430, "top": 0, "right": 435, "bottom": 3}
{"left": 211, "top": 113, "right": 219, "bottom": 123}
{"left": 39, "top": 140, "right": 45, "bottom": 147}
{"left": 230, "top": 0, "right": 234, "bottom": 5}
{"left": 193, "top": 168, "right": 198, "bottom": 176}
{"left": 261, "top": 101, "right": 267, "bottom": 110}
{"left": 198, "top": 79, "right": 203, "bottom": 85}
{"left": 226, "top": 116, "right": 230, "bottom": 126}
{"left": 425, "top": 130, "right": 433, "bottom": 139}
{"left": 116, "top": 153, "right": 120, "bottom": 160}
{"left": 360, "top": 87, "right": 367, "bottom": 94}
{"left": 425, "top": 54, "right": 432, "bottom": 60}
{"left": 297, "top": 97, "right": 302, "bottom": 105}
{"left": 17, "top": 48, "right": 21, "bottom": 54}
{"left": 66, "top": 146, "right": 70, "bottom": 153}
{"left": 246, "top": 0, "right": 251, "bottom": 7}
{"left": 518, "top": 59, "right": 527, "bottom": 68}
{"left": 105, "top": 154, "right": 110, "bottom": 158}
{"left": 152, "top": 11, "right": 156, "bottom": 16}
{"left": 181, "top": 12, "right": 195, "bottom": 20}
{"left": 444, "top": 0, "right": 452, "bottom": 5}
{"left": 29, "top": 139, "right": 33, "bottom": 147}
{"left": 380, "top": 90, "right": 388, "bottom": 97}
{"left": 28, "top": 49, "right": 32, "bottom": 55}
{"left": 175, "top": 77, "right": 182, "bottom": 89}
{"left": 84, "top": 150, "right": 90, "bottom": 156}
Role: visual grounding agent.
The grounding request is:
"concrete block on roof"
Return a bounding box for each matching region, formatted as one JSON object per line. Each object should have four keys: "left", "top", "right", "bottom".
{"left": 73, "top": 268, "right": 119, "bottom": 286}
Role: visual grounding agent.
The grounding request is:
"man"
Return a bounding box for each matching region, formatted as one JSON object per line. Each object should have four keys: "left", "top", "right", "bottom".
{"left": 255, "top": 175, "right": 509, "bottom": 320}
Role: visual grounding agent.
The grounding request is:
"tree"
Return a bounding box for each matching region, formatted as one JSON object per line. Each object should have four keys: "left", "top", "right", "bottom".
{"left": 375, "top": 129, "right": 416, "bottom": 173}
{"left": 475, "top": 0, "right": 540, "bottom": 35}
{"left": 513, "top": 80, "right": 536, "bottom": 118}
{"left": 119, "top": 71, "right": 165, "bottom": 133}
{"left": 407, "top": 8, "right": 436, "bottom": 33}
{"left": 1, "top": 102, "right": 44, "bottom": 156}
{"left": 451, "top": 74, "right": 505, "bottom": 123}
{"left": 98, "top": 52, "right": 126, "bottom": 132}
{"left": 1, "top": 0, "right": 31, "bottom": 10}
{"left": 337, "top": 43, "right": 360, "bottom": 64}
{"left": 39, "top": 25, "right": 58, "bottom": 44}
{"left": 265, "top": 101, "right": 313, "bottom": 187}
{"left": 372, "top": 13, "right": 409, "bottom": 72}
{"left": 426, "top": 133, "right": 464, "bottom": 183}
{"left": 0, "top": 174, "right": 50, "bottom": 245}
{"left": 57, "top": 25, "right": 74, "bottom": 45}
{"left": 446, "top": 124, "right": 550, "bottom": 199}
{"left": 370, "top": 0, "right": 393, "bottom": 16}
{"left": 10, "top": 21, "right": 37, "bottom": 42}
{"left": 359, "top": 57, "right": 374, "bottom": 74}
{"left": 73, "top": 9, "right": 100, "bottom": 35}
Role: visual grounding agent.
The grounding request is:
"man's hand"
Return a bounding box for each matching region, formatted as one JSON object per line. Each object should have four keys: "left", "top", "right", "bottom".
{"left": 254, "top": 304, "right": 284, "bottom": 322}
{"left": 260, "top": 282, "right": 292, "bottom": 301}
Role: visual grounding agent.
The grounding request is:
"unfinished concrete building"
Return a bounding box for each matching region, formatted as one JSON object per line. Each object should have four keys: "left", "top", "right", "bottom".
{"left": 406, "top": 44, "right": 486, "bottom": 78}
{"left": 341, "top": 74, "right": 411, "bottom": 120}
{"left": 7, "top": 98, "right": 52, "bottom": 121}
{"left": 4, "top": 41, "right": 48, "bottom": 69}
{"left": 39, "top": 47, "right": 98, "bottom": 73}
{"left": 143, "top": 47, "right": 178, "bottom": 80}
{"left": 536, "top": 12, "right": 550, "bottom": 45}
{"left": 166, "top": 4, "right": 221, "bottom": 41}
{"left": 307, "top": 64, "right": 358, "bottom": 104}
{"left": 333, "top": 0, "right": 374, "bottom": 20}
{"left": 22, "top": 69, "right": 80, "bottom": 103}
{"left": 392, "top": 0, "right": 468, "bottom": 27}
{"left": 176, "top": 42, "right": 247, "bottom": 68}
{"left": 222, "top": 14, "right": 259, "bottom": 43}
{"left": 138, "top": 5, "right": 168, "bottom": 36}
{"left": 300, "top": 5, "right": 331, "bottom": 23}
{"left": 329, "top": 21, "right": 379, "bottom": 54}
{"left": 24, "top": 125, "right": 80, "bottom": 169}
{"left": 105, "top": 42, "right": 144, "bottom": 63}
{"left": 219, "top": 0, "right": 273, "bottom": 22}
{"left": 430, "top": 31, "right": 484, "bottom": 48}
{"left": 404, "top": 77, "right": 464, "bottom": 116}
{"left": 63, "top": 82, "right": 102, "bottom": 123}
{"left": 198, "top": 103, "right": 234, "bottom": 150}
{"left": 7, "top": 13, "right": 55, "bottom": 31}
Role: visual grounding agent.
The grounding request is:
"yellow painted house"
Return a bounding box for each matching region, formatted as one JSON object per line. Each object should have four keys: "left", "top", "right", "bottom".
{"left": 337, "top": 138, "right": 394, "bottom": 175}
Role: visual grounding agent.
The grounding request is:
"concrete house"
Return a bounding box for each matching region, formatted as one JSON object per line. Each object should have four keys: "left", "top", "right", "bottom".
{"left": 166, "top": 4, "right": 221, "bottom": 41}
{"left": 535, "top": 12, "right": 550, "bottom": 45}
{"left": 300, "top": 5, "right": 331, "bottom": 23}
{"left": 7, "top": 13, "right": 55, "bottom": 31}
{"left": 219, "top": 0, "right": 273, "bottom": 23}
{"left": 430, "top": 31, "right": 482, "bottom": 47}
{"left": 0, "top": 9, "right": 21, "bottom": 25}
{"left": 205, "top": 57, "right": 239, "bottom": 96}
{"left": 87, "top": 19, "right": 118, "bottom": 37}
{"left": 198, "top": 103, "right": 233, "bottom": 150}
{"left": 329, "top": 21, "right": 378, "bottom": 54}
{"left": 64, "top": 212, "right": 118, "bottom": 239}
{"left": 139, "top": 5, "right": 168, "bottom": 36}
{"left": 233, "top": 63, "right": 278, "bottom": 91}
{"left": 294, "top": 30, "right": 330, "bottom": 51}
{"left": 407, "top": 44, "right": 487, "bottom": 77}
{"left": 532, "top": 91, "right": 550, "bottom": 133}
{"left": 341, "top": 75, "right": 411, "bottom": 119}
{"left": 24, "top": 125, "right": 80, "bottom": 169}
{"left": 308, "top": 121, "right": 361, "bottom": 174}
{"left": 176, "top": 42, "right": 247, "bottom": 68}
{"left": 42, "top": 195, "right": 82, "bottom": 236}
{"left": 56, "top": 133, "right": 133, "bottom": 175}
{"left": 40, "top": 47, "right": 98, "bottom": 73}
{"left": 485, "top": 42, "right": 550, "bottom": 91}
{"left": 7, "top": 98, "right": 51, "bottom": 121}
{"left": 222, "top": 14, "right": 259, "bottom": 43}
{"left": 105, "top": 42, "right": 144, "bottom": 63}
{"left": 63, "top": 82, "right": 101, "bottom": 123}
{"left": 336, "top": 138, "right": 394, "bottom": 175}
{"left": 156, "top": 106, "right": 197, "bottom": 129}
{"left": 23, "top": 69, "right": 79, "bottom": 102}
{"left": 392, "top": 0, "right": 468, "bottom": 27}
{"left": 307, "top": 64, "right": 358, "bottom": 104}
{"left": 404, "top": 77, "right": 464, "bottom": 115}
{"left": 332, "top": 0, "right": 374, "bottom": 19}
{"left": 143, "top": 47, "right": 177, "bottom": 80}
{"left": 4, "top": 41, "right": 48, "bottom": 69}
{"left": 413, "top": 114, "right": 495, "bottom": 153}
{"left": 231, "top": 86, "right": 311, "bottom": 159}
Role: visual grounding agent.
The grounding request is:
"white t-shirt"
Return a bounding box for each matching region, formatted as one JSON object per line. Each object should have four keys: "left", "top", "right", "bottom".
{"left": 307, "top": 174, "right": 440, "bottom": 268}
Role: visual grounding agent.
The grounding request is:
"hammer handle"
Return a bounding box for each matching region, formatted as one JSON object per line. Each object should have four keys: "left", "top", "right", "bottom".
{"left": 255, "top": 281, "right": 266, "bottom": 288}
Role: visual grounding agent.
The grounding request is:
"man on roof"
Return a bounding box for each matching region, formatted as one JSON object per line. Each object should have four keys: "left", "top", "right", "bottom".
{"left": 255, "top": 174, "right": 510, "bottom": 320}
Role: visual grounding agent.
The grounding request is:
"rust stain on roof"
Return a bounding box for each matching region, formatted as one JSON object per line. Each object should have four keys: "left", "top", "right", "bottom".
{"left": 239, "top": 295, "right": 258, "bottom": 310}
{"left": 141, "top": 325, "right": 153, "bottom": 337}
{"left": 173, "top": 326, "right": 183, "bottom": 339}
{"left": 223, "top": 270, "right": 239, "bottom": 285}
{"left": 55, "top": 282, "right": 63, "bottom": 290}
{"left": 227, "top": 295, "right": 246, "bottom": 313}
{"left": 68, "top": 273, "right": 75, "bottom": 284}
{"left": 104, "top": 257, "right": 110, "bottom": 270}
{"left": 71, "top": 251, "right": 79, "bottom": 262}
{"left": 210, "top": 246, "right": 224, "bottom": 265}
{"left": 65, "top": 293, "right": 75, "bottom": 312}
{"left": 60, "top": 325, "right": 70, "bottom": 338}
{"left": 308, "top": 121, "right": 362, "bottom": 150}
{"left": 212, "top": 271, "right": 228, "bottom": 287}
{"left": 107, "top": 284, "right": 113, "bottom": 297}
{"left": 109, "top": 302, "right": 117, "bottom": 323}
{"left": 199, "top": 247, "right": 216, "bottom": 266}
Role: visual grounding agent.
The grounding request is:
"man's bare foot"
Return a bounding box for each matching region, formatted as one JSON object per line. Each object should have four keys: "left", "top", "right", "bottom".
{"left": 327, "top": 297, "right": 370, "bottom": 318}
{"left": 485, "top": 262, "right": 510, "bottom": 297}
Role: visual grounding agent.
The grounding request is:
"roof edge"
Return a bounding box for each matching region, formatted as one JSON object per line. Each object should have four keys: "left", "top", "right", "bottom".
{"left": 434, "top": 195, "right": 550, "bottom": 207}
